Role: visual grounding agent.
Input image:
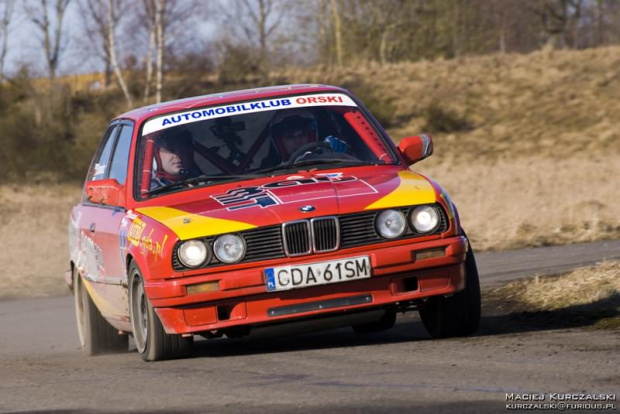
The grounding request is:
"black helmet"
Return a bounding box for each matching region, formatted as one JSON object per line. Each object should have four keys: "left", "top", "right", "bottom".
{"left": 156, "top": 128, "right": 193, "bottom": 152}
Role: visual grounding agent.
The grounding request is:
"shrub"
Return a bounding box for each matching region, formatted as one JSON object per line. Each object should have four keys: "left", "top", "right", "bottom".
{"left": 422, "top": 102, "right": 473, "bottom": 133}
{"left": 217, "top": 43, "right": 264, "bottom": 85}
{"left": 343, "top": 80, "right": 397, "bottom": 128}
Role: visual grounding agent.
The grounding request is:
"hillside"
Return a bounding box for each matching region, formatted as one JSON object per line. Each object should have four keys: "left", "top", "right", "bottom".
{"left": 278, "top": 46, "right": 620, "bottom": 160}
{"left": 276, "top": 47, "right": 620, "bottom": 250}
{"left": 1, "top": 46, "right": 619, "bottom": 299}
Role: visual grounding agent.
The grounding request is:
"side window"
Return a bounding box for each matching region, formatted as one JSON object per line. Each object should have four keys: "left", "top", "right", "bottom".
{"left": 108, "top": 124, "right": 133, "bottom": 185}
{"left": 88, "top": 125, "right": 120, "bottom": 181}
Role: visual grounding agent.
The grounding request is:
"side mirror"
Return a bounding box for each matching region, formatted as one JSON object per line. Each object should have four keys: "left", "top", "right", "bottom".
{"left": 86, "top": 179, "right": 125, "bottom": 207}
{"left": 398, "top": 134, "right": 433, "bottom": 166}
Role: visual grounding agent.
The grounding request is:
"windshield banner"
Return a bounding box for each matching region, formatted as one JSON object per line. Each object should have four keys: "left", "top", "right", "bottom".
{"left": 143, "top": 93, "right": 358, "bottom": 135}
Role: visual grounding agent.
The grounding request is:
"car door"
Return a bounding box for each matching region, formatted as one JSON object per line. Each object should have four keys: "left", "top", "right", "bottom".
{"left": 84, "top": 121, "right": 133, "bottom": 322}
{"left": 76, "top": 123, "right": 121, "bottom": 318}
{"left": 87, "top": 121, "right": 135, "bottom": 321}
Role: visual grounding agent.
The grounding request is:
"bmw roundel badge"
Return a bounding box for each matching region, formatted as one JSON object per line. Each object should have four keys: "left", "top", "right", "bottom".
{"left": 300, "top": 205, "right": 316, "bottom": 213}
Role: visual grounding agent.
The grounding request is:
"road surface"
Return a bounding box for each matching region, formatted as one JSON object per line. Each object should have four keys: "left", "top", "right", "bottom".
{"left": 0, "top": 240, "right": 618, "bottom": 413}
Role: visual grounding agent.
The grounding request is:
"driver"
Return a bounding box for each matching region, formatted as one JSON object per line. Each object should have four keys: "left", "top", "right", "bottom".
{"left": 151, "top": 129, "right": 201, "bottom": 189}
{"left": 269, "top": 109, "right": 347, "bottom": 161}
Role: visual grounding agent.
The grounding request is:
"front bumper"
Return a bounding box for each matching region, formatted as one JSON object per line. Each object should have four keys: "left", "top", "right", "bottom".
{"left": 147, "top": 235, "right": 468, "bottom": 335}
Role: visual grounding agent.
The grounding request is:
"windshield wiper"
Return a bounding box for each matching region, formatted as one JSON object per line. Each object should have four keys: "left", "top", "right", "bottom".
{"left": 254, "top": 159, "right": 375, "bottom": 175}
{"left": 293, "top": 159, "right": 376, "bottom": 168}
{"left": 145, "top": 174, "right": 261, "bottom": 196}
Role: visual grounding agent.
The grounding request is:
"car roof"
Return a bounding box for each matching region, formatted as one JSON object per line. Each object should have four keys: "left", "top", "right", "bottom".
{"left": 116, "top": 84, "right": 351, "bottom": 123}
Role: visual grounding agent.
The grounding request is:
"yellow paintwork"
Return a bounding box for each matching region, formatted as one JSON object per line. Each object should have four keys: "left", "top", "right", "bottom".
{"left": 365, "top": 171, "right": 436, "bottom": 210}
{"left": 82, "top": 278, "right": 118, "bottom": 316}
{"left": 136, "top": 206, "right": 256, "bottom": 240}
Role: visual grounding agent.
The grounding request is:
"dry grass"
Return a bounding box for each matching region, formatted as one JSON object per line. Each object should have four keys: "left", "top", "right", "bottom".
{"left": 277, "top": 47, "right": 620, "bottom": 250}
{"left": 419, "top": 154, "right": 620, "bottom": 251}
{"left": 486, "top": 261, "right": 620, "bottom": 329}
{"left": 32, "top": 72, "right": 108, "bottom": 92}
{"left": 1, "top": 154, "right": 617, "bottom": 300}
{"left": 0, "top": 185, "right": 81, "bottom": 300}
{"left": 278, "top": 46, "right": 620, "bottom": 160}
{"left": 2, "top": 46, "right": 619, "bottom": 299}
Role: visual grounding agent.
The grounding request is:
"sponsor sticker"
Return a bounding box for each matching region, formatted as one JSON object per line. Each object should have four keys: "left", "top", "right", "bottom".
{"left": 210, "top": 174, "right": 376, "bottom": 211}
{"left": 142, "top": 93, "right": 357, "bottom": 135}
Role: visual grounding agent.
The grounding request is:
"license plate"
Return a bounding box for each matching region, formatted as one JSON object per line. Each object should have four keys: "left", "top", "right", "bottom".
{"left": 265, "top": 256, "right": 371, "bottom": 292}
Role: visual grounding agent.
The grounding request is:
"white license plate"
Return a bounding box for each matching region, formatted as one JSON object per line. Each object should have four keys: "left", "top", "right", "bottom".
{"left": 265, "top": 256, "right": 371, "bottom": 292}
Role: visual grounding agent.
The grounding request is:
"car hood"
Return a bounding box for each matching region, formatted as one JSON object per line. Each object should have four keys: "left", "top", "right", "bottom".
{"left": 136, "top": 167, "right": 437, "bottom": 240}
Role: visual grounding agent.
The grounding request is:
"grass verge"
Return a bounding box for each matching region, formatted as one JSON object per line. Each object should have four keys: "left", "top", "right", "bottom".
{"left": 1, "top": 153, "right": 619, "bottom": 300}
{"left": 485, "top": 261, "right": 620, "bottom": 330}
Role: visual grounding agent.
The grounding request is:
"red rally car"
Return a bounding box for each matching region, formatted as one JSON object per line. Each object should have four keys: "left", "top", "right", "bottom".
{"left": 68, "top": 84, "right": 481, "bottom": 361}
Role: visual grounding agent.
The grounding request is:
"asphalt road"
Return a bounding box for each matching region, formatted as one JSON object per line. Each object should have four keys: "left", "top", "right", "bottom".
{"left": 1, "top": 240, "right": 619, "bottom": 413}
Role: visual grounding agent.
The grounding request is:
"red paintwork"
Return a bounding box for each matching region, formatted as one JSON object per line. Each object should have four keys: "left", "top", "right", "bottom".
{"left": 398, "top": 135, "right": 434, "bottom": 165}
{"left": 151, "top": 236, "right": 467, "bottom": 334}
{"left": 86, "top": 178, "right": 125, "bottom": 206}
{"left": 68, "top": 84, "right": 467, "bottom": 336}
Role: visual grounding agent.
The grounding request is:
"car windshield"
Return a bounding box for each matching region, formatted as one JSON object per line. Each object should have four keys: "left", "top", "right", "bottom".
{"left": 136, "top": 92, "right": 397, "bottom": 197}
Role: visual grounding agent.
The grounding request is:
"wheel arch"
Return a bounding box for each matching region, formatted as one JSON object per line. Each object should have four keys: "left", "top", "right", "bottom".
{"left": 124, "top": 249, "right": 150, "bottom": 281}
{"left": 66, "top": 261, "right": 76, "bottom": 290}
{"left": 126, "top": 253, "right": 135, "bottom": 275}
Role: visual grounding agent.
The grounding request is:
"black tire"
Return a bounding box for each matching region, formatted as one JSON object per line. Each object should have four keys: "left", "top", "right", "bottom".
{"left": 74, "top": 269, "right": 128, "bottom": 355}
{"left": 418, "top": 238, "right": 481, "bottom": 338}
{"left": 128, "top": 262, "right": 193, "bottom": 361}
{"left": 352, "top": 310, "right": 397, "bottom": 334}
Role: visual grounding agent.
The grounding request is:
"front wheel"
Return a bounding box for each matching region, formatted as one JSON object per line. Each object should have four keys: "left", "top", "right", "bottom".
{"left": 129, "top": 262, "right": 193, "bottom": 361}
{"left": 418, "top": 238, "right": 481, "bottom": 338}
{"left": 74, "top": 268, "right": 128, "bottom": 355}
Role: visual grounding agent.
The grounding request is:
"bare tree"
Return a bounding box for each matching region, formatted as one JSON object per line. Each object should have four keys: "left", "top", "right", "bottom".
{"left": 532, "top": 0, "right": 583, "bottom": 49}
{"left": 142, "top": 0, "right": 155, "bottom": 102}
{"left": 0, "top": 0, "right": 16, "bottom": 84}
{"left": 242, "top": 0, "right": 281, "bottom": 64}
{"left": 138, "top": 0, "right": 203, "bottom": 102}
{"left": 77, "top": 0, "right": 123, "bottom": 88}
{"left": 25, "top": 0, "right": 72, "bottom": 82}
{"left": 154, "top": 0, "right": 164, "bottom": 103}
{"left": 106, "top": 0, "right": 132, "bottom": 106}
{"left": 329, "top": 0, "right": 342, "bottom": 67}
{"left": 220, "top": 0, "right": 286, "bottom": 75}
{"left": 141, "top": 0, "right": 166, "bottom": 103}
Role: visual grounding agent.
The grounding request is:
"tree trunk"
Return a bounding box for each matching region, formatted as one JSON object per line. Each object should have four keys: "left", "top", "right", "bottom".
{"left": 329, "top": 0, "right": 342, "bottom": 67}
{"left": 258, "top": 0, "right": 269, "bottom": 81}
{"left": 104, "top": 56, "right": 112, "bottom": 88}
{"left": 317, "top": 0, "right": 328, "bottom": 64}
{"left": 0, "top": 0, "right": 15, "bottom": 85}
{"left": 499, "top": 28, "right": 506, "bottom": 54}
{"left": 259, "top": 0, "right": 266, "bottom": 59}
{"left": 565, "top": 0, "right": 582, "bottom": 48}
{"left": 154, "top": 0, "right": 165, "bottom": 104}
{"left": 596, "top": 0, "right": 604, "bottom": 45}
{"left": 380, "top": 24, "right": 397, "bottom": 66}
{"left": 144, "top": 24, "right": 155, "bottom": 103}
{"left": 50, "top": 0, "right": 68, "bottom": 82}
{"left": 107, "top": 0, "right": 132, "bottom": 107}
{"left": 26, "top": 0, "right": 71, "bottom": 84}
{"left": 40, "top": 0, "right": 55, "bottom": 82}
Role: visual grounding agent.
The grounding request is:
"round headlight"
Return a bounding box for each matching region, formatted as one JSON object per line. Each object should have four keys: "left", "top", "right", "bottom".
{"left": 213, "top": 234, "right": 246, "bottom": 263}
{"left": 410, "top": 205, "right": 440, "bottom": 233}
{"left": 178, "top": 240, "right": 209, "bottom": 268}
{"left": 375, "top": 209, "right": 406, "bottom": 239}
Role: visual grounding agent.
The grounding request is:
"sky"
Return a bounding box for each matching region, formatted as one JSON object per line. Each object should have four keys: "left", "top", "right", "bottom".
{"left": 3, "top": 1, "right": 217, "bottom": 78}
{"left": 6, "top": 3, "right": 96, "bottom": 77}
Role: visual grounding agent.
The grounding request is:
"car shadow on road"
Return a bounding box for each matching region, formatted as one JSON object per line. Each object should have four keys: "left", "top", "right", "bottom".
{"left": 190, "top": 293, "right": 619, "bottom": 358}
{"left": 191, "top": 314, "right": 432, "bottom": 358}
{"left": 478, "top": 291, "right": 620, "bottom": 336}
